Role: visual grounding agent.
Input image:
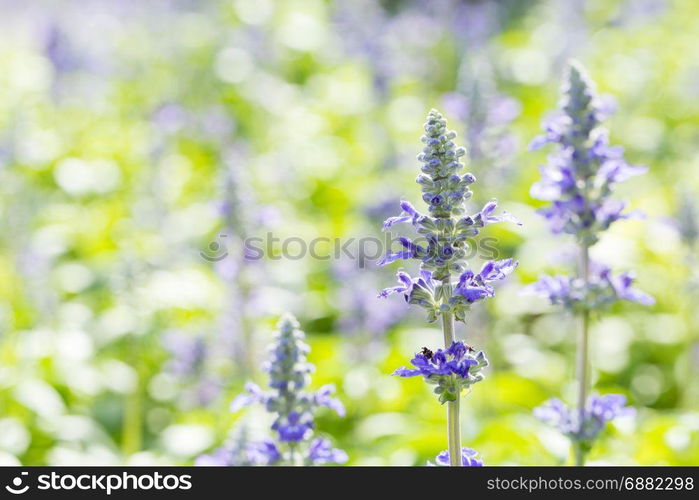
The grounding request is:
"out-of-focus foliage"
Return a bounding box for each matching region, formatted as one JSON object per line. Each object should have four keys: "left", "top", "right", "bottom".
{"left": 0, "top": 0, "right": 697, "bottom": 465}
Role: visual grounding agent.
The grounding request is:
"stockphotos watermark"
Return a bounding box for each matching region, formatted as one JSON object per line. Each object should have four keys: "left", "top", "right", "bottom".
{"left": 3, "top": 470, "right": 192, "bottom": 495}
{"left": 199, "top": 232, "right": 502, "bottom": 267}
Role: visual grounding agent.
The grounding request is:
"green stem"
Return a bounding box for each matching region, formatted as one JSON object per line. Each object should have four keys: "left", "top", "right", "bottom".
{"left": 447, "top": 394, "right": 461, "bottom": 466}
{"left": 122, "top": 372, "right": 142, "bottom": 456}
{"left": 288, "top": 442, "right": 298, "bottom": 466}
{"left": 574, "top": 245, "right": 590, "bottom": 466}
{"left": 441, "top": 310, "right": 461, "bottom": 466}
{"left": 441, "top": 305, "right": 455, "bottom": 346}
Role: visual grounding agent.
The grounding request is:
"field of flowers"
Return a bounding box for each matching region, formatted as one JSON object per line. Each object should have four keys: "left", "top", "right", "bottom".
{"left": 1, "top": 0, "right": 698, "bottom": 466}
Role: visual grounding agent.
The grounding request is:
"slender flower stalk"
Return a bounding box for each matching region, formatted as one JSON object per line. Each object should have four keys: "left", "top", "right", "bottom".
{"left": 199, "top": 313, "right": 346, "bottom": 466}
{"left": 528, "top": 61, "right": 653, "bottom": 465}
{"left": 442, "top": 312, "right": 460, "bottom": 465}
{"left": 574, "top": 246, "right": 590, "bottom": 465}
{"left": 441, "top": 285, "right": 459, "bottom": 465}
{"left": 672, "top": 193, "right": 699, "bottom": 407}
{"left": 379, "top": 109, "right": 519, "bottom": 466}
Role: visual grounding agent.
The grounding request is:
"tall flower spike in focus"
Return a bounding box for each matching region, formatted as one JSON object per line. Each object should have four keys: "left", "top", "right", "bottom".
{"left": 528, "top": 61, "right": 653, "bottom": 466}
{"left": 199, "top": 313, "right": 346, "bottom": 466}
{"left": 378, "top": 109, "right": 519, "bottom": 466}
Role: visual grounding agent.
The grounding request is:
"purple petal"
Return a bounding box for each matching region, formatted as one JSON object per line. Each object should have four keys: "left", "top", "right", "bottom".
{"left": 392, "top": 367, "right": 421, "bottom": 377}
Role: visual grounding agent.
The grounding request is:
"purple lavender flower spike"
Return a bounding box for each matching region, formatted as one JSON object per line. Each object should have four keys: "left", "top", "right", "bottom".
{"left": 528, "top": 62, "right": 653, "bottom": 465}
{"left": 379, "top": 109, "right": 519, "bottom": 288}
{"left": 527, "top": 61, "right": 653, "bottom": 309}
{"left": 273, "top": 411, "right": 314, "bottom": 442}
{"left": 382, "top": 201, "right": 424, "bottom": 231}
{"left": 475, "top": 200, "right": 522, "bottom": 227}
{"left": 429, "top": 447, "right": 484, "bottom": 466}
{"left": 202, "top": 314, "right": 346, "bottom": 466}
{"left": 451, "top": 259, "right": 518, "bottom": 315}
{"left": 378, "top": 109, "right": 518, "bottom": 465}
{"left": 529, "top": 60, "right": 650, "bottom": 246}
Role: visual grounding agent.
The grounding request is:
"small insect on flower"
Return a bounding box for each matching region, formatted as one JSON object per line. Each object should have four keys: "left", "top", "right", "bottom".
{"left": 393, "top": 341, "right": 489, "bottom": 404}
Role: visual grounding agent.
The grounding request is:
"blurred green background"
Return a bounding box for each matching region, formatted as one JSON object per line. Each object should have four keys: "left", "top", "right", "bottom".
{"left": 1, "top": 0, "right": 698, "bottom": 465}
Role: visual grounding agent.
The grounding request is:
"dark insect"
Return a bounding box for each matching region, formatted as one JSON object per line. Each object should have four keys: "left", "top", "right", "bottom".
{"left": 420, "top": 347, "right": 433, "bottom": 359}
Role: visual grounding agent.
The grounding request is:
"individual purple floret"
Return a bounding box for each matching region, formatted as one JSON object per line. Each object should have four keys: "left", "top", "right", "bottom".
{"left": 273, "top": 411, "right": 314, "bottom": 442}
{"left": 393, "top": 341, "right": 488, "bottom": 404}
{"left": 378, "top": 270, "right": 440, "bottom": 321}
{"left": 230, "top": 316, "right": 345, "bottom": 425}
{"left": 429, "top": 447, "right": 484, "bottom": 466}
{"left": 306, "top": 438, "right": 348, "bottom": 465}
{"left": 247, "top": 440, "right": 282, "bottom": 466}
{"left": 451, "top": 259, "right": 518, "bottom": 314}
{"left": 534, "top": 394, "right": 635, "bottom": 443}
